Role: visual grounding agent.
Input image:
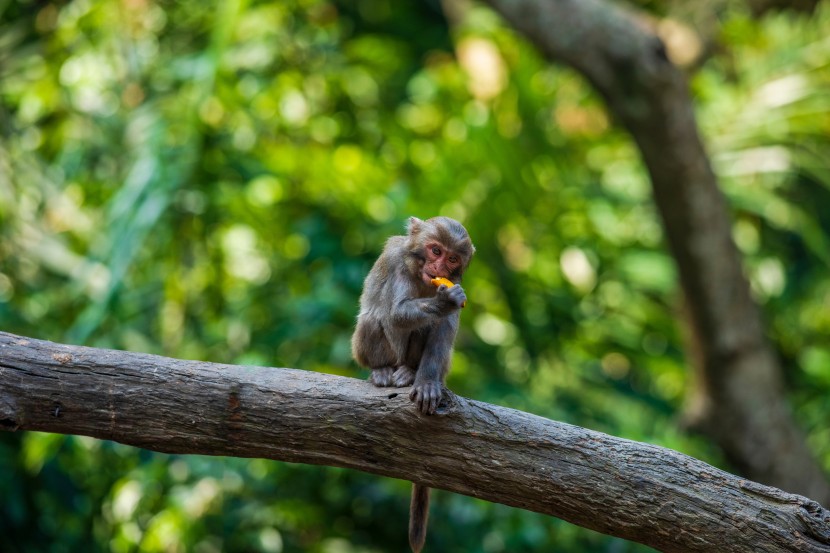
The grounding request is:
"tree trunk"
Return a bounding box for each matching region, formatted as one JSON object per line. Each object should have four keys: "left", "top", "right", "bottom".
{"left": 479, "top": 0, "right": 830, "bottom": 505}
{"left": 1, "top": 331, "right": 828, "bottom": 552}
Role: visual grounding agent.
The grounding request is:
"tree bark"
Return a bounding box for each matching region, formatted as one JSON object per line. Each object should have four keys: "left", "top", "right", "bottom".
{"left": 479, "top": 0, "right": 830, "bottom": 505}
{"left": 1, "top": 331, "right": 829, "bottom": 552}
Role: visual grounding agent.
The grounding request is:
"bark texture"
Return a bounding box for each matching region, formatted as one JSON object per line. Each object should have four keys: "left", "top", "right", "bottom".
{"left": 1, "top": 331, "right": 829, "bottom": 553}
{"left": 480, "top": 0, "right": 830, "bottom": 505}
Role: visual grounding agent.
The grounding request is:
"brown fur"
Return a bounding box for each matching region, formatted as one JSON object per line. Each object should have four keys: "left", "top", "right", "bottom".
{"left": 351, "top": 216, "right": 474, "bottom": 414}
{"left": 409, "top": 483, "right": 430, "bottom": 553}
{"left": 351, "top": 216, "right": 474, "bottom": 552}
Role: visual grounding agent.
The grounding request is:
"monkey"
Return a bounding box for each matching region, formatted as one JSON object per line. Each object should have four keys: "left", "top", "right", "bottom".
{"left": 351, "top": 215, "right": 475, "bottom": 553}
{"left": 351, "top": 215, "right": 474, "bottom": 412}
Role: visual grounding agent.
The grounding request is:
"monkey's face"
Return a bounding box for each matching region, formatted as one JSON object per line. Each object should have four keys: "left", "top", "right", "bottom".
{"left": 420, "top": 241, "right": 464, "bottom": 285}
{"left": 406, "top": 216, "right": 474, "bottom": 286}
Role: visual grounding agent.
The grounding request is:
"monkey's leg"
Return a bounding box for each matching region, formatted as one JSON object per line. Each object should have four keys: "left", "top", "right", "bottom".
{"left": 392, "top": 328, "right": 428, "bottom": 387}
{"left": 353, "top": 317, "right": 399, "bottom": 387}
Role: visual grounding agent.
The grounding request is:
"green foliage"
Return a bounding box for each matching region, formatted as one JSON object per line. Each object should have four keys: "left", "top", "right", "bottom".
{"left": 1, "top": 0, "right": 829, "bottom": 551}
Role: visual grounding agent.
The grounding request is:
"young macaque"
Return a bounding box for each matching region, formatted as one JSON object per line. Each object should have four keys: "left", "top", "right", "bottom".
{"left": 351, "top": 215, "right": 474, "bottom": 552}
{"left": 352, "top": 215, "right": 474, "bottom": 413}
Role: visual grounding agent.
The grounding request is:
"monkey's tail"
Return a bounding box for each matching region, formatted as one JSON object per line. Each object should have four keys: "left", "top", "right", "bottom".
{"left": 408, "top": 483, "right": 430, "bottom": 553}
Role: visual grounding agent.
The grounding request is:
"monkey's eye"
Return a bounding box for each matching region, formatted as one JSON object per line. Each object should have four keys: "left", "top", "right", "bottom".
{"left": 448, "top": 255, "right": 458, "bottom": 264}
{"left": 431, "top": 246, "right": 441, "bottom": 256}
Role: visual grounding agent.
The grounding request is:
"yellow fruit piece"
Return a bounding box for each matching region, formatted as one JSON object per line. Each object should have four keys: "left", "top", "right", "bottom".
{"left": 430, "top": 277, "right": 466, "bottom": 308}
{"left": 430, "top": 277, "right": 455, "bottom": 288}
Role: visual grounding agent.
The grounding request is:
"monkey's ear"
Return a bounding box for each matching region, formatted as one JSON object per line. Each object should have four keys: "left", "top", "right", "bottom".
{"left": 407, "top": 217, "right": 424, "bottom": 236}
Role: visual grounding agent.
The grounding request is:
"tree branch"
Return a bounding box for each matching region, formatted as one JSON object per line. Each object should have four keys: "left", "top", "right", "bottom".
{"left": 480, "top": 0, "right": 830, "bottom": 505}
{"left": 1, "top": 331, "right": 828, "bottom": 552}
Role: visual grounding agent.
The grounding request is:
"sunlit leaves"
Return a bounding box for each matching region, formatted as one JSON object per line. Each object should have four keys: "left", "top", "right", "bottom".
{"left": 2, "top": 1, "right": 830, "bottom": 552}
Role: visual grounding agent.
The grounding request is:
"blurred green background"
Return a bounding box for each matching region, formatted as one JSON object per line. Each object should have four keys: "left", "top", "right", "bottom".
{"left": 1, "top": 0, "right": 829, "bottom": 551}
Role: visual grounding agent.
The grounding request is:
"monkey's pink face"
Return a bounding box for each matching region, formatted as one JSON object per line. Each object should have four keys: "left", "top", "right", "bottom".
{"left": 421, "top": 242, "right": 462, "bottom": 285}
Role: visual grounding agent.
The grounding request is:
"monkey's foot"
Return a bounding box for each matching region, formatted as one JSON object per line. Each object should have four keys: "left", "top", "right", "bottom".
{"left": 368, "top": 367, "right": 395, "bottom": 387}
{"left": 392, "top": 365, "right": 416, "bottom": 387}
{"left": 409, "top": 381, "right": 443, "bottom": 415}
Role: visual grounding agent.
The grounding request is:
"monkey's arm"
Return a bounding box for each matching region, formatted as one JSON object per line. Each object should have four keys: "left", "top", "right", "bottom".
{"left": 409, "top": 313, "right": 459, "bottom": 415}
{"left": 388, "top": 283, "right": 466, "bottom": 332}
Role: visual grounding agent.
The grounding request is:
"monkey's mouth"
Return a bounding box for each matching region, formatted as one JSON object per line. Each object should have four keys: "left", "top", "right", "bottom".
{"left": 423, "top": 271, "right": 449, "bottom": 285}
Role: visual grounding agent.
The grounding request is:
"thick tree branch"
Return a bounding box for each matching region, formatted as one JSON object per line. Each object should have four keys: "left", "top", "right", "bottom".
{"left": 480, "top": 0, "right": 830, "bottom": 504}
{"left": 1, "top": 331, "right": 829, "bottom": 552}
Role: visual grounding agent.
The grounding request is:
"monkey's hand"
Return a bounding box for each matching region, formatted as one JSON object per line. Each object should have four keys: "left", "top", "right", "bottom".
{"left": 409, "top": 380, "right": 443, "bottom": 415}
{"left": 434, "top": 283, "right": 467, "bottom": 312}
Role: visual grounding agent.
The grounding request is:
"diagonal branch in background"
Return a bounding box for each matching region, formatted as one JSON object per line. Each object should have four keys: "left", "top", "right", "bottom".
{"left": 1, "top": 331, "right": 829, "bottom": 553}
{"left": 479, "top": 0, "right": 830, "bottom": 504}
